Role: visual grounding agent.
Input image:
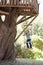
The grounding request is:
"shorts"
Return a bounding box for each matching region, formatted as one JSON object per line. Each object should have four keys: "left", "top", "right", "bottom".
{"left": 27, "top": 39, "right": 31, "bottom": 42}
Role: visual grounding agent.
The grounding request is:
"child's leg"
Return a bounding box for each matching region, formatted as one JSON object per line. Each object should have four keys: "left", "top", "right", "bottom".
{"left": 26, "top": 42, "right": 29, "bottom": 48}
{"left": 28, "top": 42, "right": 30, "bottom": 48}
{"left": 29, "top": 41, "right": 32, "bottom": 48}
{"left": 30, "top": 43, "right": 32, "bottom": 48}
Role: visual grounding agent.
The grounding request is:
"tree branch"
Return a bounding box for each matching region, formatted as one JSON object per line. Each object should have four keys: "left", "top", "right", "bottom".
{"left": 0, "top": 10, "right": 9, "bottom": 15}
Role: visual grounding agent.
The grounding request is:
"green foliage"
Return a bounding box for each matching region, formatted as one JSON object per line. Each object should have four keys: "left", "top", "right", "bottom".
{"left": 16, "top": 44, "right": 34, "bottom": 59}
{"left": 33, "top": 51, "right": 42, "bottom": 59}
{"left": 32, "top": 37, "right": 43, "bottom": 51}
{"left": 15, "top": 44, "right": 22, "bottom": 58}
{"left": 16, "top": 38, "right": 43, "bottom": 59}
{"left": 32, "top": 23, "right": 39, "bottom": 35}
{"left": 16, "top": 44, "right": 21, "bottom": 52}
{"left": 32, "top": 23, "right": 43, "bottom": 39}
{"left": 21, "top": 50, "right": 34, "bottom": 59}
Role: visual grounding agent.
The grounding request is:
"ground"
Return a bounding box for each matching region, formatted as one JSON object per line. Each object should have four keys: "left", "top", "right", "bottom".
{"left": 15, "top": 58, "right": 43, "bottom": 65}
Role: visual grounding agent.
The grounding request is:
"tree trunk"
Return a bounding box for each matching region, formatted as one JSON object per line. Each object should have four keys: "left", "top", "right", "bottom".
{"left": 0, "top": 9, "right": 18, "bottom": 62}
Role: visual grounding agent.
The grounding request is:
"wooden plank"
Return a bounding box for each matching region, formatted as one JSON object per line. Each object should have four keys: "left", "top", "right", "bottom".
{"left": 2, "top": 0, "right": 6, "bottom": 5}
{"left": 0, "top": 5, "right": 32, "bottom": 8}
{"left": 18, "top": 8, "right": 38, "bottom": 16}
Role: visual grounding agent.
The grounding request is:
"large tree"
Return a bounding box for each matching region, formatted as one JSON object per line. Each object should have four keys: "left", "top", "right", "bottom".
{"left": 0, "top": 8, "right": 19, "bottom": 61}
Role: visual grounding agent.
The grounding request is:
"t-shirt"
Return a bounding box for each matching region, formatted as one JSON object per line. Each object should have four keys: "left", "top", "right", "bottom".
{"left": 24, "top": 31, "right": 31, "bottom": 40}
{"left": 26, "top": 36, "right": 31, "bottom": 40}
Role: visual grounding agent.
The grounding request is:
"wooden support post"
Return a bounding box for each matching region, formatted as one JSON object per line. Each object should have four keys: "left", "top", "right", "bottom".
{"left": 16, "top": 16, "right": 26, "bottom": 25}
{"left": 17, "top": 16, "right": 26, "bottom": 23}
{"left": 16, "top": 16, "right": 33, "bottom": 25}
{"left": 15, "top": 15, "right": 38, "bottom": 41}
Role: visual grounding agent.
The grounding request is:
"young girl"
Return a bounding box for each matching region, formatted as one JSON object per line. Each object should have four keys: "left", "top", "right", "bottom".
{"left": 24, "top": 30, "right": 32, "bottom": 48}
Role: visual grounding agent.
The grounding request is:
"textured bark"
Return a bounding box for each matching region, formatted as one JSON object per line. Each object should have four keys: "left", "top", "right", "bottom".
{"left": 0, "top": 9, "right": 18, "bottom": 61}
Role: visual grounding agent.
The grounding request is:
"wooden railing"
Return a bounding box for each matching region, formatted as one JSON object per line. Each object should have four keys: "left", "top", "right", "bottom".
{"left": 0, "top": 0, "right": 38, "bottom": 5}
{"left": 0, "top": 0, "right": 39, "bottom": 15}
{"left": 0, "top": 0, "right": 16, "bottom": 5}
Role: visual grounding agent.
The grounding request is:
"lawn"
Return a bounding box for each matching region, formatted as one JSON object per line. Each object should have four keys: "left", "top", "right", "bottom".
{"left": 15, "top": 58, "right": 43, "bottom": 65}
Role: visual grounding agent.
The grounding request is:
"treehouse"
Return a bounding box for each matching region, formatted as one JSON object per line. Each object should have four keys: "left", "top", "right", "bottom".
{"left": 0, "top": 0, "right": 39, "bottom": 15}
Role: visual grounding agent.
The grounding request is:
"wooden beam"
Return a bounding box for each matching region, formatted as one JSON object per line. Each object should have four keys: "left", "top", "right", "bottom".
{"left": 0, "top": 10, "right": 9, "bottom": 15}
{"left": 33, "top": 6, "right": 38, "bottom": 14}
{"left": 16, "top": 16, "right": 33, "bottom": 25}
{"left": 17, "top": 16, "right": 26, "bottom": 23}
{"left": 15, "top": 15, "right": 38, "bottom": 41}
{"left": 0, "top": 5, "right": 32, "bottom": 8}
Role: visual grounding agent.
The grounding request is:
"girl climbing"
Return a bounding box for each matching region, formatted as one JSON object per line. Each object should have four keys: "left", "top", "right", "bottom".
{"left": 24, "top": 30, "right": 32, "bottom": 48}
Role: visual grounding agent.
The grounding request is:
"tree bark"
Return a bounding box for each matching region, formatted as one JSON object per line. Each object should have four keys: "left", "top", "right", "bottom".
{"left": 0, "top": 9, "right": 18, "bottom": 61}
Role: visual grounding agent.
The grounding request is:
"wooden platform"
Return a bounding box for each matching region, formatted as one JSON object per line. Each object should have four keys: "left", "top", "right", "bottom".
{"left": 0, "top": 0, "right": 39, "bottom": 15}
